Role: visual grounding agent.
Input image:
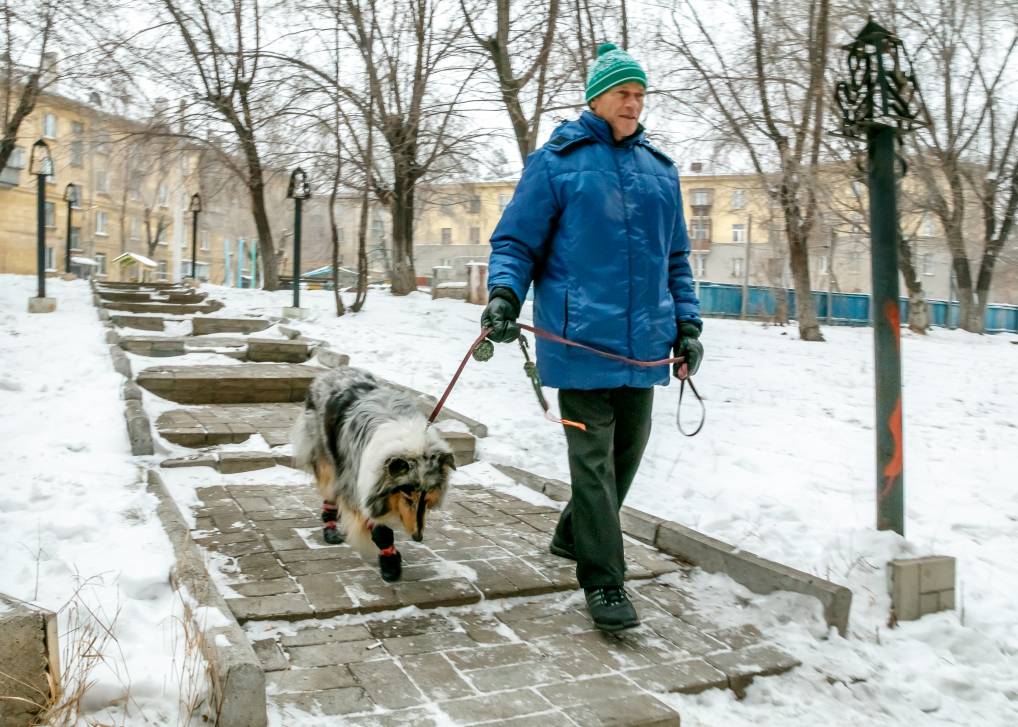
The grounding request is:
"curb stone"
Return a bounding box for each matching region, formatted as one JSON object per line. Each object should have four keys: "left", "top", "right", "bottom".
{"left": 109, "top": 344, "right": 132, "bottom": 378}
{"left": 147, "top": 469, "right": 267, "bottom": 727}
{"left": 493, "top": 464, "right": 852, "bottom": 637}
{"left": 124, "top": 400, "right": 154, "bottom": 455}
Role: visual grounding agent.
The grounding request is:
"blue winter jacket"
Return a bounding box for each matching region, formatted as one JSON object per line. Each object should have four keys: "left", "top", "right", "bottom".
{"left": 487, "top": 111, "right": 702, "bottom": 390}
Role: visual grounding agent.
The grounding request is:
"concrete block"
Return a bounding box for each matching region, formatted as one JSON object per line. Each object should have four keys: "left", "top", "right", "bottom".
{"left": 620, "top": 506, "right": 665, "bottom": 545}
{"left": 0, "top": 595, "right": 60, "bottom": 726}
{"left": 122, "top": 381, "right": 144, "bottom": 401}
{"left": 218, "top": 452, "right": 277, "bottom": 474}
{"left": 281, "top": 306, "right": 311, "bottom": 320}
{"left": 124, "top": 400, "right": 154, "bottom": 455}
{"left": 888, "top": 556, "right": 956, "bottom": 621}
{"left": 278, "top": 325, "right": 302, "bottom": 340}
{"left": 109, "top": 345, "right": 133, "bottom": 379}
{"left": 316, "top": 346, "right": 350, "bottom": 368}
{"left": 466, "top": 262, "right": 489, "bottom": 306}
{"left": 27, "top": 297, "right": 57, "bottom": 313}
{"left": 105, "top": 329, "right": 120, "bottom": 344}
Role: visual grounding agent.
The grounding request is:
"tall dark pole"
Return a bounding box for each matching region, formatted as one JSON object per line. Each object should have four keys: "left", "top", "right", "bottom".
{"left": 65, "top": 197, "right": 73, "bottom": 274}
{"left": 868, "top": 126, "right": 904, "bottom": 535}
{"left": 36, "top": 173, "right": 46, "bottom": 298}
{"left": 292, "top": 197, "right": 303, "bottom": 308}
{"left": 190, "top": 209, "right": 199, "bottom": 280}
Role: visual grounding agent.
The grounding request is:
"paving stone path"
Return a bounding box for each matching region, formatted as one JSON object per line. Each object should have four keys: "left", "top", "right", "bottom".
{"left": 102, "top": 282, "right": 801, "bottom": 725}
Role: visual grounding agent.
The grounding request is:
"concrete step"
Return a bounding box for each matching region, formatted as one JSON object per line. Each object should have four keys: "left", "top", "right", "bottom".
{"left": 94, "top": 281, "right": 181, "bottom": 290}
{"left": 192, "top": 317, "right": 272, "bottom": 336}
{"left": 162, "top": 450, "right": 289, "bottom": 473}
{"left": 111, "top": 314, "right": 172, "bottom": 331}
{"left": 138, "top": 363, "right": 328, "bottom": 404}
{"left": 246, "top": 338, "right": 312, "bottom": 363}
{"left": 97, "top": 290, "right": 156, "bottom": 302}
{"left": 102, "top": 300, "right": 224, "bottom": 315}
{"left": 154, "top": 401, "right": 475, "bottom": 465}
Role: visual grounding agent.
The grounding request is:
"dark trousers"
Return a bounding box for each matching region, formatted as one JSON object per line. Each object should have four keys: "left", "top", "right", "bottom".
{"left": 553, "top": 386, "right": 654, "bottom": 588}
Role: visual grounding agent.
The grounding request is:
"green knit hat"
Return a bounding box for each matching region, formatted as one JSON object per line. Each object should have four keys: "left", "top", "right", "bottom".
{"left": 585, "top": 43, "right": 647, "bottom": 104}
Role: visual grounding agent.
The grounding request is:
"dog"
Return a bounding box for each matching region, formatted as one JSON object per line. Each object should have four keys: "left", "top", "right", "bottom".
{"left": 291, "top": 367, "right": 455, "bottom": 582}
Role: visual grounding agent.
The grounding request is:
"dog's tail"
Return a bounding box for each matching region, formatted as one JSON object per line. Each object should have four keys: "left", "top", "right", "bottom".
{"left": 290, "top": 402, "right": 317, "bottom": 472}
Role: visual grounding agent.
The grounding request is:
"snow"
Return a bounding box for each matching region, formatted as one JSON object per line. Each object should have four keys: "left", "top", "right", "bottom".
{"left": 4, "top": 272, "right": 1017, "bottom": 725}
{"left": 0, "top": 275, "right": 199, "bottom": 724}
{"left": 209, "top": 283, "right": 1018, "bottom": 726}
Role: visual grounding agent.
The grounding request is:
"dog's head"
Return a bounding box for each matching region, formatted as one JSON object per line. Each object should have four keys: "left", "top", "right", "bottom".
{"left": 366, "top": 450, "right": 455, "bottom": 541}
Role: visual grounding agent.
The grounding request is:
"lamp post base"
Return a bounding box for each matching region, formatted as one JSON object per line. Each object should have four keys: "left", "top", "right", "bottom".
{"left": 282, "top": 306, "right": 310, "bottom": 320}
{"left": 60, "top": 273, "right": 77, "bottom": 281}
{"left": 28, "top": 297, "right": 57, "bottom": 314}
{"left": 182, "top": 277, "right": 200, "bottom": 288}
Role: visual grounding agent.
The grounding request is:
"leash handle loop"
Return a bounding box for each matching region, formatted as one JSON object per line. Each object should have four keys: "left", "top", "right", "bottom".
{"left": 676, "top": 376, "right": 706, "bottom": 437}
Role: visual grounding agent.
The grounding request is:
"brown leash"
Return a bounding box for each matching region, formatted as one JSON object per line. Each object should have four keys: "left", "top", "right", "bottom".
{"left": 428, "top": 325, "right": 705, "bottom": 436}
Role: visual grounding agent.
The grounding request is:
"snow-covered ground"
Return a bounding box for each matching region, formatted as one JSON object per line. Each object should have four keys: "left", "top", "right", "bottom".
{"left": 0, "top": 275, "right": 197, "bottom": 725}
{"left": 211, "top": 282, "right": 1018, "bottom": 726}
{"left": 3, "top": 274, "right": 1016, "bottom": 725}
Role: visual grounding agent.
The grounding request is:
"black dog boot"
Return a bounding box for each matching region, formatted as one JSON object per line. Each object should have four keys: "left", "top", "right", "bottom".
{"left": 371, "top": 525, "right": 402, "bottom": 582}
{"left": 584, "top": 585, "right": 639, "bottom": 632}
{"left": 321, "top": 501, "right": 344, "bottom": 545}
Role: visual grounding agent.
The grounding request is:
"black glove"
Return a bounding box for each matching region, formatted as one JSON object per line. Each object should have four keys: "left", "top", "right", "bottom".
{"left": 674, "top": 321, "right": 703, "bottom": 379}
{"left": 481, "top": 287, "right": 521, "bottom": 343}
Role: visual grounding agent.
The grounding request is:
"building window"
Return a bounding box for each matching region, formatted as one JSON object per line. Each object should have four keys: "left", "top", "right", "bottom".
{"left": 731, "top": 224, "right": 745, "bottom": 243}
{"left": 441, "top": 228, "right": 452, "bottom": 245}
{"left": 130, "top": 216, "right": 140, "bottom": 240}
{"left": 922, "top": 213, "right": 935, "bottom": 237}
{"left": 693, "top": 253, "right": 706, "bottom": 278}
{"left": 818, "top": 255, "right": 828, "bottom": 274}
{"left": 44, "top": 202, "right": 56, "bottom": 228}
{"left": 43, "top": 113, "right": 57, "bottom": 139}
{"left": 498, "top": 194, "right": 510, "bottom": 212}
{"left": 371, "top": 217, "right": 384, "bottom": 241}
{"left": 850, "top": 211, "right": 864, "bottom": 234}
{"left": 70, "top": 140, "right": 84, "bottom": 167}
{"left": 731, "top": 189, "right": 746, "bottom": 210}
{"left": 468, "top": 195, "right": 481, "bottom": 214}
{"left": 201, "top": 232, "right": 209, "bottom": 251}
{"left": 0, "top": 145, "right": 25, "bottom": 185}
{"left": 732, "top": 257, "right": 744, "bottom": 278}
{"left": 72, "top": 121, "right": 85, "bottom": 136}
{"left": 95, "top": 252, "right": 107, "bottom": 275}
{"left": 691, "top": 188, "right": 712, "bottom": 206}
{"left": 469, "top": 227, "right": 480, "bottom": 244}
{"left": 157, "top": 260, "right": 168, "bottom": 280}
{"left": 689, "top": 217, "right": 711, "bottom": 241}
{"left": 69, "top": 226, "right": 81, "bottom": 249}
{"left": 158, "top": 184, "right": 168, "bottom": 207}
{"left": 922, "top": 253, "right": 935, "bottom": 276}
{"left": 96, "top": 210, "right": 108, "bottom": 236}
{"left": 45, "top": 246, "right": 55, "bottom": 269}
{"left": 95, "top": 169, "right": 108, "bottom": 193}
{"left": 180, "top": 260, "right": 209, "bottom": 281}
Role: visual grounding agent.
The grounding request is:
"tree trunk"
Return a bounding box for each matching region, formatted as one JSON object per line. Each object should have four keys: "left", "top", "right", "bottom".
{"left": 329, "top": 179, "right": 346, "bottom": 317}
{"left": 248, "top": 180, "right": 279, "bottom": 291}
{"left": 389, "top": 166, "right": 417, "bottom": 295}
{"left": 897, "top": 232, "right": 929, "bottom": 334}
{"left": 785, "top": 221, "right": 824, "bottom": 341}
{"left": 352, "top": 182, "right": 370, "bottom": 312}
{"left": 945, "top": 226, "right": 978, "bottom": 332}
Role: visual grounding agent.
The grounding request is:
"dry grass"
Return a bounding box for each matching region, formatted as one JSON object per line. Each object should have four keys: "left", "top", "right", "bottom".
{"left": 169, "top": 596, "right": 221, "bottom": 726}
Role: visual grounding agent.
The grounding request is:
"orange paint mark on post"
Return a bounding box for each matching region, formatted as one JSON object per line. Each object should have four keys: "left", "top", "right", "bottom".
{"left": 880, "top": 398, "right": 903, "bottom": 500}
{"left": 885, "top": 300, "right": 901, "bottom": 350}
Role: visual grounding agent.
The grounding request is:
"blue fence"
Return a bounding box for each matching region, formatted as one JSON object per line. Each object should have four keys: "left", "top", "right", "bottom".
{"left": 697, "top": 282, "right": 1018, "bottom": 333}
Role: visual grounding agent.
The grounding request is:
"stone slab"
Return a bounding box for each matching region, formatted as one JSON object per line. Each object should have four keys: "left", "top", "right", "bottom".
{"left": 27, "top": 297, "right": 57, "bottom": 313}
{"left": 0, "top": 595, "right": 59, "bottom": 727}
{"left": 192, "top": 317, "right": 272, "bottom": 336}
{"left": 137, "top": 364, "right": 327, "bottom": 404}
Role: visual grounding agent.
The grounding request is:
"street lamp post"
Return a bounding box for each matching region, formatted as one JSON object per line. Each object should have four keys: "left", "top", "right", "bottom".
{"left": 29, "top": 139, "right": 54, "bottom": 304}
{"left": 189, "top": 193, "right": 202, "bottom": 281}
{"left": 286, "top": 168, "right": 312, "bottom": 310}
{"left": 834, "top": 18, "right": 925, "bottom": 536}
{"left": 64, "top": 183, "right": 80, "bottom": 274}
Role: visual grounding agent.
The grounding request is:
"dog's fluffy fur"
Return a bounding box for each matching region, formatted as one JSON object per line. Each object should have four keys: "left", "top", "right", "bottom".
{"left": 291, "top": 367, "right": 454, "bottom": 556}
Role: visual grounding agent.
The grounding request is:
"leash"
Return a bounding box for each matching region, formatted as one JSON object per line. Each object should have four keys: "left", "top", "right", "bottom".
{"left": 428, "top": 324, "right": 705, "bottom": 436}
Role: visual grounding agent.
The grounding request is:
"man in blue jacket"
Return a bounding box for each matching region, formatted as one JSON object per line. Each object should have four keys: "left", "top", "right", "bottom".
{"left": 482, "top": 43, "right": 703, "bottom": 632}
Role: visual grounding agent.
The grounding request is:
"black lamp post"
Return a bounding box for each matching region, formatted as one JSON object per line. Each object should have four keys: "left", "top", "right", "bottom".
{"left": 29, "top": 139, "right": 53, "bottom": 299}
{"left": 189, "top": 193, "right": 202, "bottom": 280}
{"left": 63, "top": 183, "right": 80, "bottom": 274}
{"left": 834, "top": 18, "right": 925, "bottom": 536}
{"left": 286, "top": 167, "right": 311, "bottom": 309}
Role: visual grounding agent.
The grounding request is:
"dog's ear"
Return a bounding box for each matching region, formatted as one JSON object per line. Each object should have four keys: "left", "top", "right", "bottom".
{"left": 439, "top": 452, "right": 456, "bottom": 472}
{"left": 386, "top": 457, "right": 411, "bottom": 478}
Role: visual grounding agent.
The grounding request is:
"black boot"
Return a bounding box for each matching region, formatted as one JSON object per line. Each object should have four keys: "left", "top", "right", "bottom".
{"left": 321, "top": 502, "right": 344, "bottom": 545}
{"left": 584, "top": 586, "right": 639, "bottom": 632}
{"left": 371, "top": 525, "right": 402, "bottom": 582}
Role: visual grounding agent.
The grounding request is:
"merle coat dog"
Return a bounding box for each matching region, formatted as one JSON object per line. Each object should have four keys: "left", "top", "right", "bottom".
{"left": 291, "top": 367, "right": 454, "bottom": 581}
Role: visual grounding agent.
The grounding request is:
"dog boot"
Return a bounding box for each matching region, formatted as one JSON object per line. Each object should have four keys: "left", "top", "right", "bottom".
{"left": 321, "top": 501, "right": 344, "bottom": 545}
{"left": 371, "top": 525, "right": 402, "bottom": 582}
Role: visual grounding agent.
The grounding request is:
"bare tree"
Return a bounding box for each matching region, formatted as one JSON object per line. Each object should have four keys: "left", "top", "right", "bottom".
{"left": 460, "top": 0, "right": 562, "bottom": 163}
{"left": 128, "top": 0, "right": 283, "bottom": 290}
{"left": 901, "top": 0, "right": 1018, "bottom": 331}
{"left": 659, "top": 0, "right": 831, "bottom": 341}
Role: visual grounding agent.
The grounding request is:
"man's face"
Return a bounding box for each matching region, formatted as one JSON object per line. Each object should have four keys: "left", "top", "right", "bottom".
{"left": 590, "top": 82, "right": 645, "bottom": 141}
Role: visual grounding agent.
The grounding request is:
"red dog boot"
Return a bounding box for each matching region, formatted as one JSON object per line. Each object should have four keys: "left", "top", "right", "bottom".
{"left": 371, "top": 525, "right": 402, "bottom": 582}
{"left": 321, "top": 501, "right": 344, "bottom": 545}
